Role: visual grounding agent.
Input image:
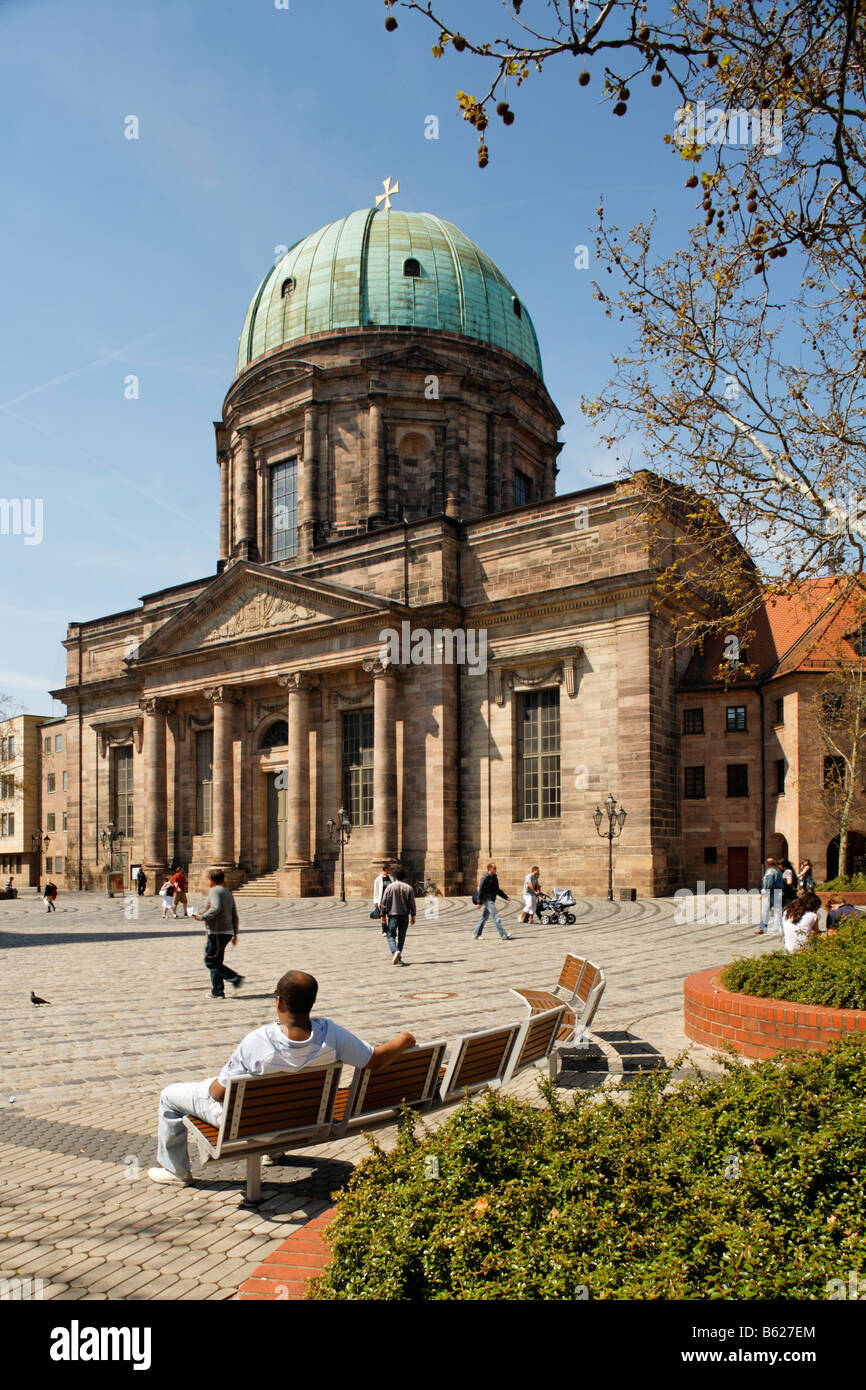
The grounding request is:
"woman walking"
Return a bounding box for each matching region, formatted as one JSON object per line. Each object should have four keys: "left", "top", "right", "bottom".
{"left": 798, "top": 859, "right": 815, "bottom": 893}
{"left": 521, "top": 866, "right": 542, "bottom": 924}
{"left": 160, "top": 878, "right": 175, "bottom": 919}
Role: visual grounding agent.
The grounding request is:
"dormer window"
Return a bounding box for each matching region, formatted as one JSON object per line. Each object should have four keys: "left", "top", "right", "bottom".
{"left": 403, "top": 257, "right": 421, "bottom": 278}
{"left": 512, "top": 296, "right": 522, "bottom": 318}
{"left": 281, "top": 277, "right": 296, "bottom": 298}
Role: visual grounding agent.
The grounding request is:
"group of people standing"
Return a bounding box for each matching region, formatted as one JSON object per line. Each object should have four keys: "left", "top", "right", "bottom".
{"left": 371, "top": 859, "right": 546, "bottom": 960}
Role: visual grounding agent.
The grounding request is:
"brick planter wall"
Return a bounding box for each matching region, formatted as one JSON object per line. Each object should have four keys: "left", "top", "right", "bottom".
{"left": 684, "top": 967, "right": 866, "bottom": 1059}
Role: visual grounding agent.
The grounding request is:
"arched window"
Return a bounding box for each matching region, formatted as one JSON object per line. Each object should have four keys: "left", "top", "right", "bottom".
{"left": 260, "top": 720, "right": 288, "bottom": 749}
{"left": 512, "top": 296, "right": 522, "bottom": 318}
{"left": 281, "top": 277, "right": 296, "bottom": 298}
{"left": 403, "top": 257, "right": 421, "bottom": 278}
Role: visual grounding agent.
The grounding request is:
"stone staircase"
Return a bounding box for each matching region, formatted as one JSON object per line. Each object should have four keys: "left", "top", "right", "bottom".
{"left": 234, "top": 872, "right": 282, "bottom": 898}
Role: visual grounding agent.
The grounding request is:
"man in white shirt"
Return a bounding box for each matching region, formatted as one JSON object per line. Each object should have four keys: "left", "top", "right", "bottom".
{"left": 148, "top": 969, "right": 415, "bottom": 1184}
{"left": 372, "top": 861, "right": 394, "bottom": 915}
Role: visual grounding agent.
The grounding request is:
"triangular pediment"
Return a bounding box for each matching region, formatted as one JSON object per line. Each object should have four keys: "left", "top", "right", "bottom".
{"left": 133, "top": 563, "right": 397, "bottom": 662}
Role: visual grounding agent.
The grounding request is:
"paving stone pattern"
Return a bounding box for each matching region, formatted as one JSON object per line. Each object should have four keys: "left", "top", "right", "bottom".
{"left": 1, "top": 889, "right": 775, "bottom": 1300}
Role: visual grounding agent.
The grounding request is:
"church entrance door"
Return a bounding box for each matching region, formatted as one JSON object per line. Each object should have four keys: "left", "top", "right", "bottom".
{"left": 266, "top": 773, "right": 287, "bottom": 871}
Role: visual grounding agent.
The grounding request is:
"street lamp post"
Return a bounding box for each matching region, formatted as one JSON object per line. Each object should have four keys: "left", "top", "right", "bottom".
{"left": 326, "top": 807, "right": 352, "bottom": 903}
{"left": 593, "top": 793, "right": 627, "bottom": 903}
{"left": 30, "top": 829, "right": 50, "bottom": 894}
{"left": 100, "top": 820, "right": 124, "bottom": 898}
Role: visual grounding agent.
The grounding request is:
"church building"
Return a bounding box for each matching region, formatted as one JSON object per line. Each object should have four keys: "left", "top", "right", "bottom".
{"left": 51, "top": 204, "right": 695, "bottom": 898}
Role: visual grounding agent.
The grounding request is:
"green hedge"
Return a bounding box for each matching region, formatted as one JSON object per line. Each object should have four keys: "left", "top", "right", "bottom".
{"left": 815, "top": 873, "right": 866, "bottom": 892}
{"left": 310, "top": 1038, "right": 866, "bottom": 1300}
{"left": 721, "top": 916, "right": 866, "bottom": 1009}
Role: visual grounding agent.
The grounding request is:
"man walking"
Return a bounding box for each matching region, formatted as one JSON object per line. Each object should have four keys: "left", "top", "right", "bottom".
{"left": 148, "top": 968, "right": 416, "bottom": 1184}
{"left": 136, "top": 867, "right": 147, "bottom": 897}
{"left": 194, "top": 868, "right": 244, "bottom": 997}
{"left": 371, "top": 860, "right": 394, "bottom": 918}
{"left": 473, "top": 861, "right": 513, "bottom": 940}
{"left": 754, "top": 857, "right": 784, "bottom": 936}
{"left": 380, "top": 868, "right": 416, "bottom": 965}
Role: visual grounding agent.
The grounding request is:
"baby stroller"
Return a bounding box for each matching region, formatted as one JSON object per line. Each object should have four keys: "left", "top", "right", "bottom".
{"left": 536, "top": 888, "right": 577, "bottom": 925}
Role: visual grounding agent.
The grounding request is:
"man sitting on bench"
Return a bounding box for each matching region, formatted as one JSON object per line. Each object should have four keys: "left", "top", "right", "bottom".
{"left": 148, "top": 969, "right": 415, "bottom": 1185}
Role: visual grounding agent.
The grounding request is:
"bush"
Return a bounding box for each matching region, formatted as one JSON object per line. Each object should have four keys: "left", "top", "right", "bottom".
{"left": 310, "top": 1037, "right": 866, "bottom": 1300}
{"left": 721, "top": 916, "right": 866, "bottom": 1009}
{"left": 815, "top": 873, "right": 866, "bottom": 893}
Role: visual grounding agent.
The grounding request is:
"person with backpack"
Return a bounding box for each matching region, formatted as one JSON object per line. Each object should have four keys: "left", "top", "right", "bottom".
{"left": 472, "top": 861, "right": 513, "bottom": 941}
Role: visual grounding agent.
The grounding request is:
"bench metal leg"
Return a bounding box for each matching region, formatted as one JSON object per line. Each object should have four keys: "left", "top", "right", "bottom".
{"left": 244, "top": 1155, "right": 263, "bottom": 1205}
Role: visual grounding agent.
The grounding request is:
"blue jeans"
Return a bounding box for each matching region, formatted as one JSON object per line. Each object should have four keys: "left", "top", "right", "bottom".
{"left": 385, "top": 914, "right": 409, "bottom": 955}
{"left": 204, "top": 932, "right": 240, "bottom": 996}
{"left": 759, "top": 890, "right": 783, "bottom": 935}
{"left": 474, "top": 899, "right": 508, "bottom": 938}
{"left": 157, "top": 1078, "right": 223, "bottom": 1176}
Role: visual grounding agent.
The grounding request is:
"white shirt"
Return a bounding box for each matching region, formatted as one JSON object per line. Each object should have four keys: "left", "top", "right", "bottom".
{"left": 783, "top": 911, "right": 817, "bottom": 954}
{"left": 217, "top": 1017, "right": 374, "bottom": 1086}
{"left": 372, "top": 873, "right": 393, "bottom": 908}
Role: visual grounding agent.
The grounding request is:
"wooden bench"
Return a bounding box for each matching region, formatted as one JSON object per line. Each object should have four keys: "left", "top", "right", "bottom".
{"left": 184, "top": 1016, "right": 566, "bottom": 1202}
{"left": 511, "top": 953, "right": 606, "bottom": 1048}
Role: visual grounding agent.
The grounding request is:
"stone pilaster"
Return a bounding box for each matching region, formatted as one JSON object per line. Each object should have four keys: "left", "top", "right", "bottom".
{"left": 217, "top": 450, "right": 230, "bottom": 562}
{"left": 301, "top": 404, "right": 319, "bottom": 554}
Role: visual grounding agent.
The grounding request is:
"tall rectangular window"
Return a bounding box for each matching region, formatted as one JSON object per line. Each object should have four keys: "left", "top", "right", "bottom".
{"left": 195, "top": 729, "right": 213, "bottom": 835}
{"left": 684, "top": 767, "right": 705, "bottom": 799}
{"left": 774, "top": 697, "right": 784, "bottom": 725}
{"left": 55, "top": 734, "right": 62, "bottom": 752}
{"left": 727, "top": 763, "right": 749, "bottom": 797}
{"left": 683, "top": 708, "right": 704, "bottom": 734}
{"left": 776, "top": 759, "right": 786, "bottom": 794}
{"left": 518, "top": 689, "right": 561, "bottom": 820}
{"left": 62, "top": 771, "right": 68, "bottom": 791}
{"left": 726, "top": 705, "right": 747, "bottom": 732}
{"left": 110, "top": 745, "right": 134, "bottom": 838}
{"left": 824, "top": 755, "right": 846, "bottom": 790}
{"left": 270, "top": 458, "right": 298, "bottom": 561}
{"left": 513, "top": 470, "right": 533, "bottom": 507}
{"left": 46, "top": 773, "right": 55, "bottom": 794}
{"left": 46, "top": 813, "right": 55, "bottom": 832}
{"left": 342, "top": 710, "right": 374, "bottom": 826}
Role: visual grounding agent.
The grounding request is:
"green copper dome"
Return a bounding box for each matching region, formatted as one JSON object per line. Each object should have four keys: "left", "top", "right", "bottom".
{"left": 236, "top": 208, "right": 543, "bottom": 378}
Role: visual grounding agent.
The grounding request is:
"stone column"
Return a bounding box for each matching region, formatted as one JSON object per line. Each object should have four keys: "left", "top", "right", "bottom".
{"left": 206, "top": 686, "right": 237, "bottom": 869}
{"left": 217, "top": 450, "right": 230, "bottom": 562}
{"left": 276, "top": 672, "right": 321, "bottom": 896}
{"left": 233, "top": 428, "right": 258, "bottom": 560}
{"left": 301, "top": 404, "right": 319, "bottom": 554}
{"left": 140, "top": 697, "right": 172, "bottom": 881}
{"left": 363, "top": 657, "right": 398, "bottom": 865}
{"left": 367, "top": 396, "right": 386, "bottom": 526}
{"left": 444, "top": 411, "right": 460, "bottom": 519}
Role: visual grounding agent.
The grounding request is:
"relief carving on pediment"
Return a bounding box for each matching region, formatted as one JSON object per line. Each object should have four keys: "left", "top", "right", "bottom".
{"left": 196, "top": 590, "right": 319, "bottom": 645}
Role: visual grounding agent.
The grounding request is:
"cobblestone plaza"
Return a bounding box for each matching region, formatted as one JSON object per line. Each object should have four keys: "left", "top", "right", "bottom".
{"left": 1, "top": 890, "right": 770, "bottom": 1301}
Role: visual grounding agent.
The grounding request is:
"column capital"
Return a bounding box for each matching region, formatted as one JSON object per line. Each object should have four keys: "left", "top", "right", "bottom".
{"left": 139, "top": 696, "right": 174, "bottom": 716}
{"left": 278, "top": 670, "right": 318, "bottom": 691}
{"left": 362, "top": 657, "right": 403, "bottom": 679}
{"left": 203, "top": 685, "right": 239, "bottom": 705}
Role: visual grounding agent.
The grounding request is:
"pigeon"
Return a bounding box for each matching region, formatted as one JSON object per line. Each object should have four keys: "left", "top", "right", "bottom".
{"left": 30, "top": 991, "right": 50, "bottom": 1006}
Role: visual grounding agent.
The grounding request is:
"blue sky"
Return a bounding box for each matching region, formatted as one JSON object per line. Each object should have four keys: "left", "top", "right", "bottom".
{"left": 0, "top": 0, "right": 695, "bottom": 712}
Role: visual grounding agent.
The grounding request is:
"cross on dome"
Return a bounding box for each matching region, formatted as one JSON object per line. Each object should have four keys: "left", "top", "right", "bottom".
{"left": 376, "top": 176, "right": 400, "bottom": 211}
